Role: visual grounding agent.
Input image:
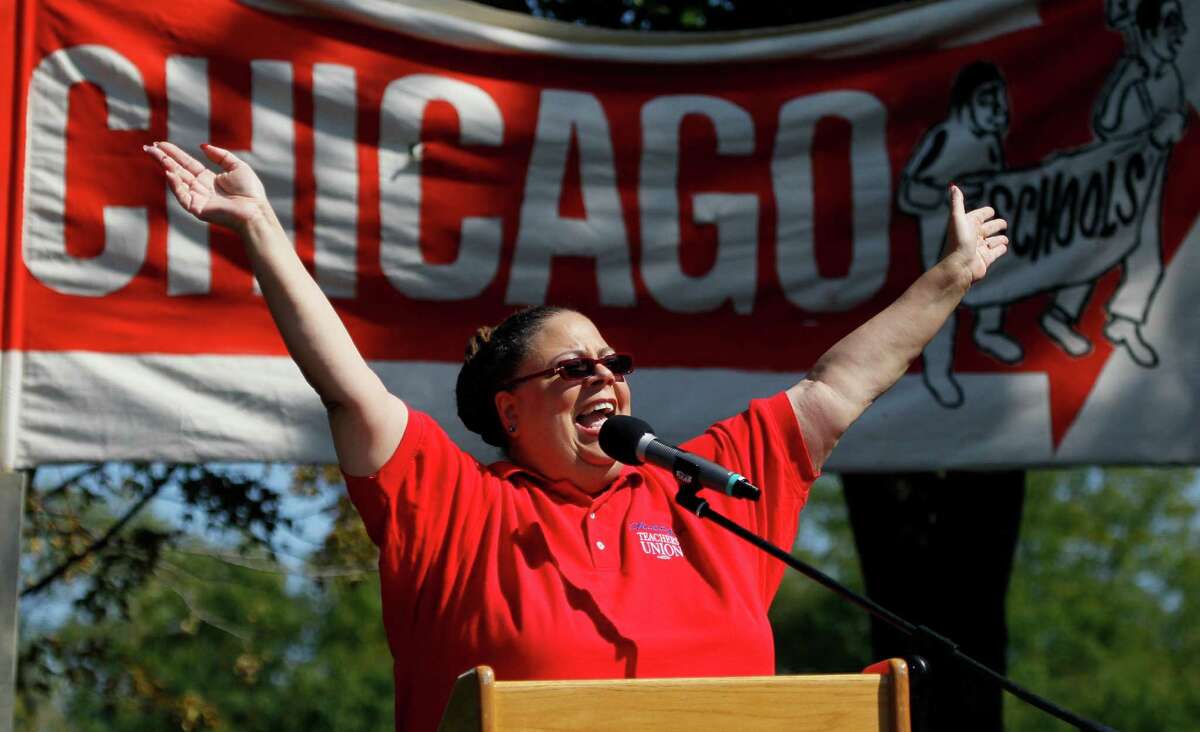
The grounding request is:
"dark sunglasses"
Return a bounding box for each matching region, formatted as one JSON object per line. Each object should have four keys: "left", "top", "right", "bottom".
{"left": 501, "top": 353, "right": 634, "bottom": 390}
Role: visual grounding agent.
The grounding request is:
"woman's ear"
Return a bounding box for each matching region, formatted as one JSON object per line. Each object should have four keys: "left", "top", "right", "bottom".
{"left": 494, "top": 390, "right": 519, "bottom": 435}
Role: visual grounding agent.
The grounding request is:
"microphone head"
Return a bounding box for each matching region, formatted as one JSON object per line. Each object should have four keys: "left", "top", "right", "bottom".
{"left": 599, "top": 415, "right": 655, "bottom": 465}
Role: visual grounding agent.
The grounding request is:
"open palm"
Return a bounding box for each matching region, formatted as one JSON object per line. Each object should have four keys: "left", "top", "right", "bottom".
{"left": 945, "top": 184, "right": 1008, "bottom": 283}
{"left": 144, "top": 142, "right": 267, "bottom": 229}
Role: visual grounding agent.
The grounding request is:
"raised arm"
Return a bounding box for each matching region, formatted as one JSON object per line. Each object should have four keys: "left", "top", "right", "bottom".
{"left": 788, "top": 184, "right": 1008, "bottom": 471}
{"left": 144, "top": 142, "right": 405, "bottom": 475}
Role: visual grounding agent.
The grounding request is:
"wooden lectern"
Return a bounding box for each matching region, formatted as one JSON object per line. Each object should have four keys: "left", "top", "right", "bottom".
{"left": 438, "top": 658, "right": 910, "bottom": 731}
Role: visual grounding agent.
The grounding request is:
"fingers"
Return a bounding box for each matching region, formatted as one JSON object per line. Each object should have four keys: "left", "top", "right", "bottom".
{"left": 165, "top": 166, "right": 188, "bottom": 196}
{"left": 163, "top": 168, "right": 189, "bottom": 201}
{"left": 982, "top": 242, "right": 1008, "bottom": 267}
{"left": 142, "top": 143, "right": 176, "bottom": 171}
{"left": 201, "top": 143, "right": 242, "bottom": 172}
{"left": 981, "top": 218, "right": 1008, "bottom": 237}
{"left": 984, "top": 234, "right": 1009, "bottom": 249}
{"left": 145, "top": 145, "right": 204, "bottom": 206}
{"left": 949, "top": 184, "right": 966, "bottom": 217}
{"left": 162, "top": 169, "right": 204, "bottom": 215}
{"left": 146, "top": 145, "right": 193, "bottom": 182}
{"left": 970, "top": 205, "right": 996, "bottom": 223}
{"left": 164, "top": 164, "right": 207, "bottom": 205}
{"left": 152, "top": 141, "right": 208, "bottom": 177}
{"left": 144, "top": 143, "right": 206, "bottom": 212}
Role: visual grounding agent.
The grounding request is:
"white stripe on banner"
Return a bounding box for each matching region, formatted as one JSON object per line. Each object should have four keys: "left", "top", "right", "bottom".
{"left": 15, "top": 351, "right": 1056, "bottom": 470}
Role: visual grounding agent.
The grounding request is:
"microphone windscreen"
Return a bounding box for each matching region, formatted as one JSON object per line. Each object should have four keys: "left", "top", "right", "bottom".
{"left": 598, "top": 415, "right": 654, "bottom": 465}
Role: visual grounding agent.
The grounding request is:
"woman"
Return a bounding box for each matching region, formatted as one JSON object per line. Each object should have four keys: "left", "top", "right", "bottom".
{"left": 144, "top": 141, "right": 1007, "bottom": 730}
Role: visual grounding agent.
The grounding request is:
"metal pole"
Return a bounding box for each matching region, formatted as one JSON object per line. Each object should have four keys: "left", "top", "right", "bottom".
{"left": 0, "top": 471, "right": 27, "bottom": 732}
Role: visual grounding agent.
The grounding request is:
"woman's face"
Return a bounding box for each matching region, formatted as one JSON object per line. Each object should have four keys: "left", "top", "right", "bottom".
{"left": 495, "top": 311, "right": 632, "bottom": 491}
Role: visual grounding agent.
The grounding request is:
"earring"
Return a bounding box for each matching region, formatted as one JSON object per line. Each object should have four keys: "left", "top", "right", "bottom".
{"left": 508, "top": 425, "right": 517, "bottom": 433}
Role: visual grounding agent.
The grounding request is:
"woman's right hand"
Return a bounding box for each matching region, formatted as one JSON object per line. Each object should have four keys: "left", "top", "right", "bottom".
{"left": 143, "top": 142, "right": 268, "bottom": 230}
{"left": 145, "top": 141, "right": 407, "bottom": 474}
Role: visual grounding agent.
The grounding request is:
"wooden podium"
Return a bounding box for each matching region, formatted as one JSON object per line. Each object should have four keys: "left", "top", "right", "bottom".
{"left": 438, "top": 659, "right": 910, "bottom": 731}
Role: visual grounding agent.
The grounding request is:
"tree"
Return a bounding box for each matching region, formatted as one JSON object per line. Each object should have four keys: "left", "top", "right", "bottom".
{"left": 18, "top": 467, "right": 393, "bottom": 731}
{"left": 20, "top": 462, "right": 1200, "bottom": 729}
{"left": 771, "top": 468, "right": 1200, "bottom": 730}
{"left": 1006, "top": 468, "right": 1200, "bottom": 732}
{"left": 19, "top": 463, "right": 292, "bottom": 618}
{"left": 770, "top": 476, "right": 872, "bottom": 675}
{"left": 18, "top": 460, "right": 299, "bottom": 728}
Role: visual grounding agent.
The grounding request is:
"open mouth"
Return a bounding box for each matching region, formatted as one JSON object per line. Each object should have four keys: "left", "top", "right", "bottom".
{"left": 575, "top": 400, "right": 616, "bottom": 435}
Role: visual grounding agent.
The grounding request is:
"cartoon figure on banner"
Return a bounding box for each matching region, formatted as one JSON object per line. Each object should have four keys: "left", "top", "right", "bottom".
{"left": 899, "top": 61, "right": 1012, "bottom": 406}
{"left": 1042, "top": 0, "right": 1187, "bottom": 366}
{"left": 900, "top": 0, "right": 1189, "bottom": 408}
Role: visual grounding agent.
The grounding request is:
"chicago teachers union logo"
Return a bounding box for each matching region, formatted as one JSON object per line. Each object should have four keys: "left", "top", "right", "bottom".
{"left": 630, "top": 521, "right": 684, "bottom": 560}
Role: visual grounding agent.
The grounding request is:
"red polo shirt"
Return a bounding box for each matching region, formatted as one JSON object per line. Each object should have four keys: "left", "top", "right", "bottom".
{"left": 343, "top": 392, "right": 816, "bottom": 731}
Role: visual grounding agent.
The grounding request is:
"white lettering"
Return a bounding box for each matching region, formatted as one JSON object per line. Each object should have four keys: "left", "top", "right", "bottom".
{"left": 640, "top": 95, "right": 758, "bottom": 314}
{"left": 164, "top": 58, "right": 295, "bottom": 295}
{"left": 312, "top": 63, "right": 359, "bottom": 298}
{"left": 240, "top": 60, "right": 295, "bottom": 295}
{"left": 637, "top": 530, "right": 681, "bottom": 545}
{"left": 26, "top": 57, "right": 906, "bottom": 313}
{"left": 165, "top": 55, "right": 210, "bottom": 295}
{"left": 639, "top": 539, "right": 684, "bottom": 559}
{"left": 23, "top": 45, "right": 149, "bottom": 296}
{"left": 379, "top": 74, "right": 504, "bottom": 300}
{"left": 507, "top": 90, "right": 634, "bottom": 306}
{"left": 773, "top": 90, "right": 891, "bottom": 312}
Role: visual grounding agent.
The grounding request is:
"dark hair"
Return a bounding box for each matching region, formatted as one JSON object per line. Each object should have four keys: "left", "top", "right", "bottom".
{"left": 949, "top": 61, "right": 1005, "bottom": 113}
{"left": 455, "top": 306, "right": 567, "bottom": 448}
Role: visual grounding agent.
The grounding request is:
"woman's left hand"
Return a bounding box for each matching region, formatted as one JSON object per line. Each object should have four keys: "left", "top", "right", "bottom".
{"left": 945, "top": 183, "right": 1008, "bottom": 284}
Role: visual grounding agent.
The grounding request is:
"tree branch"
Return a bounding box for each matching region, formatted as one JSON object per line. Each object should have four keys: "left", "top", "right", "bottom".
{"left": 39, "top": 463, "right": 106, "bottom": 501}
{"left": 170, "top": 547, "right": 376, "bottom": 579}
{"left": 21, "top": 477, "right": 169, "bottom": 598}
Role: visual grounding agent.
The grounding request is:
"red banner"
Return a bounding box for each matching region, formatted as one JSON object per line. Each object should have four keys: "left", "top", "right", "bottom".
{"left": 3, "top": 0, "right": 1198, "bottom": 468}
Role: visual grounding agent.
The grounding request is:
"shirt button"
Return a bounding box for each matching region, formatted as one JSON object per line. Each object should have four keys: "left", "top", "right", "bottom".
{"left": 589, "top": 512, "right": 596, "bottom": 520}
{"left": 596, "top": 541, "right": 606, "bottom": 551}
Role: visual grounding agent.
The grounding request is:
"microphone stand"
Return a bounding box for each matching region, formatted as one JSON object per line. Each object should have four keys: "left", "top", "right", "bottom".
{"left": 671, "top": 468, "right": 1118, "bottom": 732}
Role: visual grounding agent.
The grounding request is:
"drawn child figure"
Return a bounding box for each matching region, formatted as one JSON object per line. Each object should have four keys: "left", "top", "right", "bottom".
{"left": 900, "top": 62, "right": 1011, "bottom": 406}
{"left": 1039, "top": 0, "right": 1187, "bottom": 366}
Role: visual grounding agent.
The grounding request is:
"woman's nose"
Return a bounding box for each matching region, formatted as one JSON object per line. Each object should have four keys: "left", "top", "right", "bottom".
{"left": 589, "top": 361, "right": 617, "bottom": 384}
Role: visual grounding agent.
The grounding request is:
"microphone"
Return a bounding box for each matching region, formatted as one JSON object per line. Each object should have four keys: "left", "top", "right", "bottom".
{"left": 599, "top": 415, "right": 760, "bottom": 501}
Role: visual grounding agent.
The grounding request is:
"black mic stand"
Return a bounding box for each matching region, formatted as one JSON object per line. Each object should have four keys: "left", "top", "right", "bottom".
{"left": 671, "top": 467, "right": 1118, "bottom": 732}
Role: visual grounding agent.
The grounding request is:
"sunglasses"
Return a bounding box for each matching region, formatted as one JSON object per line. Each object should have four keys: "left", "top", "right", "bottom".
{"left": 501, "top": 353, "right": 634, "bottom": 390}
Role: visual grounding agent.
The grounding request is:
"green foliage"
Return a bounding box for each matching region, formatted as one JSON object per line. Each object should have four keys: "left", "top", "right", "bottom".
{"left": 37, "top": 551, "right": 312, "bottom": 732}
{"left": 768, "top": 468, "right": 1200, "bottom": 732}
{"left": 1006, "top": 468, "right": 1200, "bottom": 732}
{"left": 771, "top": 475, "right": 872, "bottom": 674}
{"left": 17, "top": 465, "right": 392, "bottom": 731}
{"left": 20, "top": 464, "right": 292, "bottom": 623}
{"left": 18, "top": 462, "right": 1200, "bottom": 730}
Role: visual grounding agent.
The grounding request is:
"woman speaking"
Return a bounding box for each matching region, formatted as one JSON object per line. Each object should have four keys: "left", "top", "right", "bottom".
{"left": 144, "top": 140, "right": 1008, "bottom": 730}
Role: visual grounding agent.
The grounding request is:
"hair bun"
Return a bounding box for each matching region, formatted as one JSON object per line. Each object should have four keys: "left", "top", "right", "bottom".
{"left": 465, "top": 325, "right": 494, "bottom": 360}
{"left": 456, "top": 306, "right": 568, "bottom": 449}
